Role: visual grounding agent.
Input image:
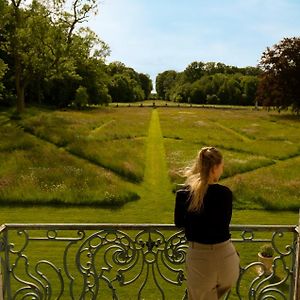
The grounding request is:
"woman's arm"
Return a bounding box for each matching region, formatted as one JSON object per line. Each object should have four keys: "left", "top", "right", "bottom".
{"left": 174, "top": 190, "right": 189, "bottom": 228}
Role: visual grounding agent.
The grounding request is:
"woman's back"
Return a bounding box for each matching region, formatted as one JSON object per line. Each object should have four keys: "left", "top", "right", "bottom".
{"left": 183, "top": 184, "right": 232, "bottom": 244}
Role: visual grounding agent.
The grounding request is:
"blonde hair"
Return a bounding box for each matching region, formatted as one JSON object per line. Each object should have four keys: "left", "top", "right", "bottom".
{"left": 185, "top": 147, "right": 223, "bottom": 212}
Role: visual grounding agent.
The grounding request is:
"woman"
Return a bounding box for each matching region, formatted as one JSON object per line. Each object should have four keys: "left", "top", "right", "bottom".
{"left": 174, "top": 146, "right": 240, "bottom": 300}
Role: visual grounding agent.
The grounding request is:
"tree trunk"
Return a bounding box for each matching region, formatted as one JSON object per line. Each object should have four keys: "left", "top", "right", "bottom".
{"left": 11, "top": 0, "right": 25, "bottom": 114}
{"left": 15, "top": 56, "right": 25, "bottom": 113}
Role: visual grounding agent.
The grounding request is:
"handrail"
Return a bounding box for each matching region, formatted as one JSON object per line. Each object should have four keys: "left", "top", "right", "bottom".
{"left": 0, "top": 226, "right": 5, "bottom": 234}
{"left": 293, "top": 212, "right": 300, "bottom": 300}
{"left": 1, "top": 223, "right": 297, "bottom": 230}
{"left": 0, "top": 222, "right": 298, "bottom": 299}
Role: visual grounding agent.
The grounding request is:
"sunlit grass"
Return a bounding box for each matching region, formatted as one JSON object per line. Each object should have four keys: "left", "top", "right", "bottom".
{"left": 1, "top": 107, "right": 300, "bottom": 210}
{"left": 68, "top": 138, "right": 146, "bottom": 182}
{"left": 0, "top": 106, "right": 299, "bottom": 299}
{"left": 164, "top": 139, "right": 275, "bottom": 188}
{"left": 159, "top": 108, "right": 300, "bottom": 159}
{"left": 19, "top": 108, "right": 151, "bottom": 181}
{"left": 159, "top": 107, "right": 300, "bottom": 211}
{"left": 0, "top": 120, "right": 138, "bottom": 207}
{"left": 223, "top": 156, "right": 300, "bottom": 211}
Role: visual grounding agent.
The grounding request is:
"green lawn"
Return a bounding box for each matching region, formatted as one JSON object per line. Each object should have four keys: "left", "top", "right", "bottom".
{"left": 0, "top": 106, "right": 299, "bottom": 222}
{"left": 159, "top": 108, "right": 300, "bottom": 211}
{"left": 0, "top": 105, "right": 299, "bottom": 299}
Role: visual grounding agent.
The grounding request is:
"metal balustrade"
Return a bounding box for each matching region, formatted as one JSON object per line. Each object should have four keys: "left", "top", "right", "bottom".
{"left": 0, "top": 222, "right": 299, "bottom": 299}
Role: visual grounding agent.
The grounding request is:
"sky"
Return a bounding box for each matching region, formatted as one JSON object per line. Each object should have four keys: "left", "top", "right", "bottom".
{"left": 88, "top": 0, "right": 300, "bottom": 86}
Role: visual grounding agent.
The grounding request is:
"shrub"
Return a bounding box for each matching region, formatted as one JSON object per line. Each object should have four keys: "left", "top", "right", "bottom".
{"left": 259, "top": 243, "right": 274, "bottom": 257}
{"left": 206, "top": 94, "right": 219, "bottom": 104}
{"left": 74, "top": 86, "right": 89, "bottom": 108}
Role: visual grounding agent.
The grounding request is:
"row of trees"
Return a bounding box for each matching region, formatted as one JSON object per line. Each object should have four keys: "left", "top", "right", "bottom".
{"left": 155, "top": 63, "right": 261, "bottom": 106}
{"left": 155, "top": 37, "right": 300, "bottom": 113}
{"left": 0, "top": 0, "right": 152, "bottom": 112}
{"left": 0, "top": 0, "right": 299, "bottom": 113}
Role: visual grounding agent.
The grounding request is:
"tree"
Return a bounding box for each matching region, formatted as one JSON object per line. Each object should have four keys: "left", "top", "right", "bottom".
{"left": 155, "top": 62, "right": 260, "bottom": 105}
{"left": 0, "top": 0, "right": 8, "bottom": 101}
{"left": 77, "top": 58, "right": 111, "bottom": 106}
{"left": 183, "top": 61, "right": 205, "bottom": 82}
{"left": 108, "top": 74, "right": 144, "bottom": 102}
{"left": 0, "top": 59, "right": 7, "bottom": 100}
{"left": 155, "top": 70, "right": 177, "bottom": 100}
{"left": 107, "top": 62, "right": 148, "bottom": 102}
{"left": 138, "top": 73, "right": 152, "bottom": 99}
{"left": 241, "top": 76, "right": 259, "bottom": 105}
{"left": 74, "top": 85, "right": 88, "bottom": 108}
{"left": 169, "top": 82, "right": 191, "bottom": 103}
{"left": 218, "top": 80, "right": 230, "bottom": 104}
{"left": 3, "top": 0, "right": 107, "bottom": 113}
{"left": 228, "top": 78, "right": 243, "bottom": 105}
{"left": 107, "top": 61, "right": 126, "bottom": 76}
{"left": 257, "top": 37, "right": 300, "bottom": 113}
{"left": 190, "top": 81, "right": 206, "bottom": 103}
{"left": 108, "top": 74, "right": 130, "bottom": 102}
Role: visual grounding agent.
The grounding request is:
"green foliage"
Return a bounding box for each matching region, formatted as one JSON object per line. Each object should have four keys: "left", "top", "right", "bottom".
{"left": 241, "top": 76, "right": 259, "bottom": 105}
{"left": 259, "top": 244, "right": 274, "bottom": 257}
{"left": 155, "top": 62, "right": 261, "bottom": 106}
{"left": 156, "top": 70, "right": 178, "bottom": 100}
{"left": 107, "top": 62, "right": 150, "bottom": 102}
{"left": 74, "top": 86, "right": 88, "bottom": 108}
{"left": 0, "top": 59, "right": 7, "bottom": 99}
{"left": 206, "top": 94, "right": 220, "bottom": 104}
{"left": 184, "top": 61, "right": 205, "bottom": 82}
{"left": 109, "top": 74, "right": 132, "bottom": 102}
{"left": 138, "top": 73, "right": 152, "bottom": 99}
{"left": 0, "top": 0, "right": 110, "bottom": 111}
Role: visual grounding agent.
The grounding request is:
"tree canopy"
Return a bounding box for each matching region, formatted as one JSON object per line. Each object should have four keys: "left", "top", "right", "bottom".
{"left": 1, "top": 2, "right": 298, "bottom": 113}
{"left": 256, "top": 37, "right": 300, "bottom": 113}
{"left": 155, "top": 62, "right": 261, "bottom": 106}
{"left": 0, "top": 0, "right": 152, "bottom": 112}
{"left": 107, "top": 62, "right": 152, "bottom": 103}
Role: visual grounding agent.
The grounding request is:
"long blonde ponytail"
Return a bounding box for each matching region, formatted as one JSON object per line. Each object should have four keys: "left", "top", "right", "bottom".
{"left": 185, "top": 147, "right": 223, "bottom": 212}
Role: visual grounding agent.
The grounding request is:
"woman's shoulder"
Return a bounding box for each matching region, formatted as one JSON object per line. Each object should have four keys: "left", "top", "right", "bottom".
{"left": 175, "top": 185, "right": 190, "bottom": 199}
{"left": 176, "top": 184, "right": 189, "bottom": 193}
{"left": 209, "top": 183, "right": 232, "bottom": 194}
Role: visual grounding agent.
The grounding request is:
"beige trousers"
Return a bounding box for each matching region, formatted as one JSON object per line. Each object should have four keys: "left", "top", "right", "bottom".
{"left": 186, "top": 240, "right": 240, "bottom": 300}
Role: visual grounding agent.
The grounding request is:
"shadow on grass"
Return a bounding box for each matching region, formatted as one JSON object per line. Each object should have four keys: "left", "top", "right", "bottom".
{"left": 0, "top": 193, "right": 140, "bottom": 210}
{"left": 270, "top": 114, "right": 300, "bottom": 122}
{"left": 19, "top": 124, "right": 144, "bottom": 184}
{"left": 246, "top": 196, "right": 300, "bottom": 212}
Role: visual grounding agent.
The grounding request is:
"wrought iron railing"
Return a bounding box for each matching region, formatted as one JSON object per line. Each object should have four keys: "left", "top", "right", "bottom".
{"left": 0, "top": 223, "right": 299, "bottom": 299}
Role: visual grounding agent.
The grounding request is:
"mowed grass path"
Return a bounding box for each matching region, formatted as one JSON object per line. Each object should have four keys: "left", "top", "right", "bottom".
{"left": 134, "top": 109, "right": 174, "bottom": 220}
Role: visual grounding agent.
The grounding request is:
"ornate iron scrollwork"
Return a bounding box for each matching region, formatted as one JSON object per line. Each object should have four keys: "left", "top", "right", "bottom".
{"left": 0, "top": 224, "right": 297, "bottom": 299}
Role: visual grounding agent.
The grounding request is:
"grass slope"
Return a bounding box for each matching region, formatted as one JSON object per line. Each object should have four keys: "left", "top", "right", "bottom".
{"left": 0, "top": 107, "right": 299, "bottom": 223}
{"left": 0, "top": 110, "right": 142, "bottom": 207}
{"left": 160, "top": 108, "right": 300, "bottom": 211}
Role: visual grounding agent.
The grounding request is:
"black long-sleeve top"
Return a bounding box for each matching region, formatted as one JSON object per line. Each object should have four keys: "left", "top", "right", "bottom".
{"left": 174, "top": 184, "right": 233, "bottom": 244}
